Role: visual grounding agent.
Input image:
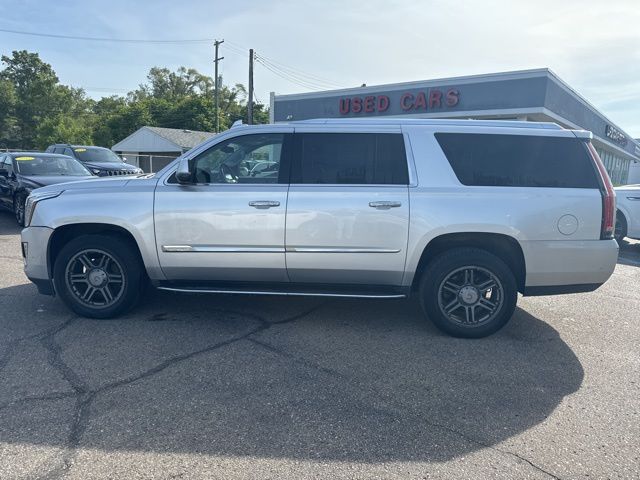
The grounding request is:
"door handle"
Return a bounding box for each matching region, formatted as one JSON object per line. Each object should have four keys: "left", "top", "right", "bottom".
{"left": 369, "top": 201, "right": 402, "bottom": 209}
{"left": 249, "top": 200, "right": 281, "bottom": 209}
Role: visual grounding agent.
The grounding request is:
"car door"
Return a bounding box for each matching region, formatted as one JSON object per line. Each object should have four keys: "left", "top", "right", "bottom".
{"left": 154, "top": 128, "right": 293, "bottom": 282}
{"left": 0, "top": 155, "right": 13, "bottom": 209}
{"left": 624, "top": 189, "right": 640, "bottom": 237}
{"left": 285, "top": 128, "right": 411, "bottom": 286}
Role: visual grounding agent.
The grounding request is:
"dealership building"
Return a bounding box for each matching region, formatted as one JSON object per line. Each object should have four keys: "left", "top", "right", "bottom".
{"left": 270, "top": 68, "right": 640, "bottom": 185}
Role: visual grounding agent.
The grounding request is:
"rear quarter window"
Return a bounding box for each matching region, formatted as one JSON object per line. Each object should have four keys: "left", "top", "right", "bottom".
{"left": 434, "top": 133, "right": 599, "bottom": 188}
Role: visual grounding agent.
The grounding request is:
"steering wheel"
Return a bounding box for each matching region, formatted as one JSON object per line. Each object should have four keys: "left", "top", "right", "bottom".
{"left": 219, "top": 163, "right": 238, "bottom": 183}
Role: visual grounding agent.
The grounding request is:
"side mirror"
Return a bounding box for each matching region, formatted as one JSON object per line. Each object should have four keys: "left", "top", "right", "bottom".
{"left": 175, "top": 157, "right": 193, "bottom": 184}
{"left": 0, "top": 168, "right": 8, "bottom": 178}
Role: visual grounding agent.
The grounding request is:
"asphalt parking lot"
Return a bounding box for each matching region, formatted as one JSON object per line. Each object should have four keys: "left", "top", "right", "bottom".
{"left": 0, "top": 212, "right": 638, "bottom": 480}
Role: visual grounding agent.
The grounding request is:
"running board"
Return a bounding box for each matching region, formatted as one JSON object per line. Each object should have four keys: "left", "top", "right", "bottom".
{"left": 156, "top": 283, "right": 408, "bottom": 299}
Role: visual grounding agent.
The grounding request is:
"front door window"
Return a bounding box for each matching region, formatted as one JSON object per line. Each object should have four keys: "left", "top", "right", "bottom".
{"left": 189, "top": 134, "right": 285, "bottom": 184}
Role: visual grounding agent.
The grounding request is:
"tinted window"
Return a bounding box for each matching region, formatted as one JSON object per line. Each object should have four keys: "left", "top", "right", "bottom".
{"left": 435, "top": 133, "right": 599, "bottom": 188}
{"left": 73, "top": 147, "right": 123, "bottom": 164}
{"left": 189, "top": 133, "right": 286, "bottom": 184}
{"left": 2, "top": 156, "right": 12, "bottom": 173}
{"left": 14, "top": 155, "right": 91, "bottom": 176}
{"left": 293, "top": 133, "right": 408, "bottom": 185}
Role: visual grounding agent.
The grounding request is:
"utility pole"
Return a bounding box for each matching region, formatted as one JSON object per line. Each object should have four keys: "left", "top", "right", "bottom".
{"left": 248, "top": 48, "right": 254, "bottom": 125}
{"left": 213, "top": 39, "right": 224, "bottom": 133}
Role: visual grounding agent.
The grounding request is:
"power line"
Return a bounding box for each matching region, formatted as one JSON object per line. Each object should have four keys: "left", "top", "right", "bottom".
{"left": 0, "top": 27, "right": 348, "bottom": 93}
{"left": 256, "top": 55, "right": 337, "bottom": 89}
{"left": 226, "top": 39, "right": 346, "bottom": 89}
{"left": 0, "top": 27, "right": 212, "bottom": 44}
{"left": 255, "top": 57, "right": 324, "bottom": 91}
{"left": 256, "top": 53, "right": 347, "bottom": 88}
{"left": 256, "top": 56, "right": 338, "bottom": 91}
{"left": 223, "top": 43, "right": 248, "bottom": 56}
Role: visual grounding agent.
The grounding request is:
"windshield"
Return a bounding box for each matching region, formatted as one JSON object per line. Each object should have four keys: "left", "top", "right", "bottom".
{"left": 15, "top": 155, "right": 92, "bottom": 176}
{"left": 73, "top": 147, "right": 123, "bottom": 164}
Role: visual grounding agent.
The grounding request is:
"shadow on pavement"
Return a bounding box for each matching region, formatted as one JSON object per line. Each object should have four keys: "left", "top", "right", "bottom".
{"left": 0, "top": 210, "right": 21, "bottom": 236}
{"left": 618, "top": 238, "right": 640, "bottom": 266}
{"left": 0, "top": 281, "right": 584, "bottom": 464}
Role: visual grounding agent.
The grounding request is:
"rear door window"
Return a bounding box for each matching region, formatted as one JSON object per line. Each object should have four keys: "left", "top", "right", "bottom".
{"left": 435, "top": 133, "right": 599, "bottom": 188}
{"left": 292, "top": 133, "right": 409, "bottom": 185}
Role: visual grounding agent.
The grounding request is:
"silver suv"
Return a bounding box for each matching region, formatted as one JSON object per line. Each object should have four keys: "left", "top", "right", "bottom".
{"left": 21, "top": 119, "right": 619, "bottom": 338}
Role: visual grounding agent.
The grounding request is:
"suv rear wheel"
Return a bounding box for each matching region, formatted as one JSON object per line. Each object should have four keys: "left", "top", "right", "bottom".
{"left": 53, "top": 234, "right": 143, "bottom": 319}
{"left": 419, "top": 248, "right": 517, "bottom": 338}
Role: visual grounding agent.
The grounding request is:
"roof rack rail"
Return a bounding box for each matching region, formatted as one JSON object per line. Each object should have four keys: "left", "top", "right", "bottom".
{"left": 290, "top": 118, "right": 564, "bottom": 130}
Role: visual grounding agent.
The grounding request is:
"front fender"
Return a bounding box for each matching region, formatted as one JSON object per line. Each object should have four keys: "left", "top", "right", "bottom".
{"left": 30, "top": 182, "right": 164, "bottom": 280}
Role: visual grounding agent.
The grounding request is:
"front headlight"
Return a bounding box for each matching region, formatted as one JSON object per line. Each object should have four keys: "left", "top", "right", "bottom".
{"left": 24, "top": 191, "right": 63, "bottom": 227}
{"left": 91, "top": 168, "right": 101, "bottom": 175}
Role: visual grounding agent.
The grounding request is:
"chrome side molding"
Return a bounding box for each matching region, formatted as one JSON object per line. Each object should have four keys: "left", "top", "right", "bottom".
{"left": 162, "top": 246, "right": 285, "bottom": 253}
{"left": 285, "top": 247, "right": 401, "bottom": 253}
{"left": 163, "top": 245, "right": 401, "bottom": 254}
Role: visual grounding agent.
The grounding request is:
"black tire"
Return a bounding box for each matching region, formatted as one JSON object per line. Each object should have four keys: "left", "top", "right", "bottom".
{"left": 419, "top": 248, "right": 518, "bottom": 338}
{"left": 615, "top": 211, "right": 627, "bottom": 243}
{"left": 14, "top": 193, "right": 26, "bottom": 227}
{"left": 53, "top": 234, "right": 144, "bottom": 319}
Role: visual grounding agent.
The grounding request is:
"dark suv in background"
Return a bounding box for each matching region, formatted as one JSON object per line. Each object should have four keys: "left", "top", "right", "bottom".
{"left": 45, "top": 144, "right": 142, "bottom": 176}
{"left": 0, "top": 152, "right": 93, "bottom": 225}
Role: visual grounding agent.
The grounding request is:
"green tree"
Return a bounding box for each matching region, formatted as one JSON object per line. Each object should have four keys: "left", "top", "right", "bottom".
{"left": 34, "top": 115, "right": 93, "bottom": 148}
{"left": 0, "top": 50, "right": 91, "bottom": 149}
{"left": 131, "top": 66, "right": 213, "bottom": 102}
{"left": 0, "top": 78, "right": 17, "bottom": 148}
{"left": 0, "top": 52, "right": 269, "bottom": 150}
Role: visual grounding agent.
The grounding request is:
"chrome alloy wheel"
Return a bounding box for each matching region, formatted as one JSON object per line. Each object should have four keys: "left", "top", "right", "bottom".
{"left": 437, "top": 266, "right": 504, "bottom": 326}
{"left": 65, "top": 249, "right": 125, "bottom": 308}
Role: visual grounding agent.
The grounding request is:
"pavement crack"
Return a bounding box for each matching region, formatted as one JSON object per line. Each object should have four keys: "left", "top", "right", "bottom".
{"left": 11, "top": 303, "right": 326, "bottom": 480}
{"left": 270, "top": 303, "right": 326, "bottom": 325}
{"left": 0, "top": 391, "right": 77, "bottom": 413}
{"left": 97, "top": 325, "right": 269, "bottom": 395}
{"left": 422, "top": 420, "right": 562, "bottom": 479}
{"left": 247, "top": 337, "right": 345, "bottom": 379}
{"left": 0, "top": 316, "right": 77, "bottom": 376}
{"left": 94, "top": 303, "right": 326, "bottom": 395}
{"left": 497, "top": 449, "right": 562, "bottom": 480}
{"left": 40, "top": 320, "right": 88, "bottom": 395}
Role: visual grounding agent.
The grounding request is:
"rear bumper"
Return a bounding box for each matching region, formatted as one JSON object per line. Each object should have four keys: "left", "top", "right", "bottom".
{"left": 522, "top": 239, "right": 618, "bottom": 295}
{"left": 21, "top": 226, "right": 55, "bottom": 296}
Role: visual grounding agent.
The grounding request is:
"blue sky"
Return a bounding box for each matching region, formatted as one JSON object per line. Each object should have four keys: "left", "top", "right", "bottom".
{"left": 1, "top": 0, "right": 638, "bottom": 136}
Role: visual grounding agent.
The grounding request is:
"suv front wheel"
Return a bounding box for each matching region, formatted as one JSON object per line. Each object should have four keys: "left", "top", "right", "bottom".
{"left": 53, "top": 234, "right": 144, "bottom": 319}
{"left": 419, "top": 248, "right": 517, "bottom": 338}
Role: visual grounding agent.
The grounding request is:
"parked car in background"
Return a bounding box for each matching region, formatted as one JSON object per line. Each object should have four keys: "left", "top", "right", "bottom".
{"left": 615, "top": 184, "right": 640, "bottom": 242}
{"left": 0, "top": 152, "right": 94, "bottom": 225}
{"left": 45, "top": 144, "right": 142, "bottom": 176}
{"left": 22, "top": 119, "right": 619, "bottom": 338}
